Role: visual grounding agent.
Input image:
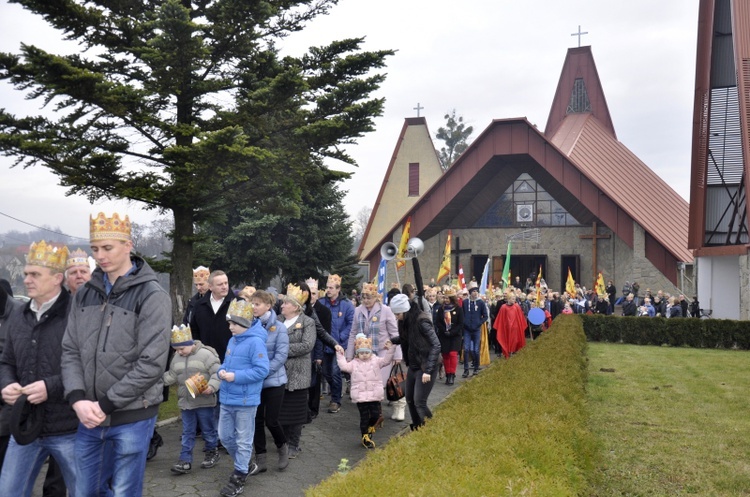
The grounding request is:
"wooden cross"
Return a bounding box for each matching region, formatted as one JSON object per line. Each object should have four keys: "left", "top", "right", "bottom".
{"left": 579, "top": 221, "right": 610, "bottom": 287}
{"left": 413, "top": 102, "right": 424, "bottom": 117}
{"left": 571, "top": 25, "right": 588, "bottom": 47}
{"left": 451, "top": 236, "right": 472, "bottom": 278}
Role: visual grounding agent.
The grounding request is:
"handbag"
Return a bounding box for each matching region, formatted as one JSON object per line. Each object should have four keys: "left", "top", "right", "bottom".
{"left": 386, "top": 363, "right": 406, "bottom": 401}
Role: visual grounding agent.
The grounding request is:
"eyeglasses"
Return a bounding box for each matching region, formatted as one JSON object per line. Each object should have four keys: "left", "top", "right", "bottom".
{"left": 361, "top": 294, "right": 376, "bottom": 300}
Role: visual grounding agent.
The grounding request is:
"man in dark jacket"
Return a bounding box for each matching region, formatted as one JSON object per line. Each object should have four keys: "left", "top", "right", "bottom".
{"left": 622, "top": 293, "right": 638, "bottom": 316}
{"left": 62, "top": 212, "right": 171, "bottom": 497}
{"left": 182, "top": 266, "right": 210, "bottom": 326}
{"left": 190, "top": 269, "right": 234, "bottom": 363}
{"left": 0, "top": 242, "right": 78, "bottom": 495}
{"left": 461, "top": 286, "right": 488, "bottom": 377}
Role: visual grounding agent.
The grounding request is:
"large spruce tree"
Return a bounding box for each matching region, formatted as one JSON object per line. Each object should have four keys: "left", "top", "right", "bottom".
{"left": 0, "top": 0, "right": 393, "bottom": 321}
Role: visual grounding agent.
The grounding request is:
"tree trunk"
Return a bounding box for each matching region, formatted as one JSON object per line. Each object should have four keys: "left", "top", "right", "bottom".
{"left": 170, "top": 206, "right": 194, "bottom": 325}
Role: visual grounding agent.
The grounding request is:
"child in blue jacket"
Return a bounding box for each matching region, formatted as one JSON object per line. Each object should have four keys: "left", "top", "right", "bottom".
{"left": 217, "top": 299, "right": 269, "bottom": 497}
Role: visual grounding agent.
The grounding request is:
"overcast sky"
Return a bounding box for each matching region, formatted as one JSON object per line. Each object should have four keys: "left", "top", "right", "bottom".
{"left": 0, "top": 0, "right": 699, "bottom": 240}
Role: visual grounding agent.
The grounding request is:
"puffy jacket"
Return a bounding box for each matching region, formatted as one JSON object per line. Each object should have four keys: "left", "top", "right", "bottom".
{"left": 218, "top": 319, "right": 269, "bottom": 407}
{"left": 337, "top": 348, "right": 395, "bottom": 403}
{"left": 260, "top": 310, "right": 289, "bottom": 389}
{"left": 62, "top": 256, "right": 172, "bottom": 426}
{"left": 397, "top": 311, "right": 441, "bottom": 375}
{"left": 320, "top": 296, "right": 354, "bottom": 353}
{"left": 0, "top": 290, "right": 79, "bottom": 437}
{"left": 0, "top": 295, "right": 23, "bottom": 437}
{"left": 162, "top": 341, "right": 221, "bottom": 410}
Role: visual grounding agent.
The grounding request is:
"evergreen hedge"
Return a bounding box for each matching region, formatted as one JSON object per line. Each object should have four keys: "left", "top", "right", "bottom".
{"left": 307, "top": 315, "right": 595, "bottom": 496}
{"left": 580, "top": 314, "right": 750, "bottom": 349}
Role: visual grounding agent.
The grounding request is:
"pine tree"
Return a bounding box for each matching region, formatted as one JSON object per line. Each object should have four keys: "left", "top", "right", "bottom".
{"left": 436, "top": 109, "right": 474, "bottom": 170}
{"left": 0, "top": 1, "right": 393, "bottom": 322}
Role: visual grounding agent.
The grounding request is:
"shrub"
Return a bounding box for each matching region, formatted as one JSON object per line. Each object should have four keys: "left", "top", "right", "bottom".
{"left": 307, "top": 315, "right": 595, "bottom": 496}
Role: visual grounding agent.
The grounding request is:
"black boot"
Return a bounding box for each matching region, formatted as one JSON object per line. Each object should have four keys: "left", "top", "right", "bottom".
{"left": 147, "top": 431, "right": 163, "bottom": 461}
{"left": 449, "top": 374, "right": 455, "bottom": 385}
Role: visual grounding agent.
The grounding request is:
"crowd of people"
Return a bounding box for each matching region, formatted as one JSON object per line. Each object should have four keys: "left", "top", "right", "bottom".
{"left": 0, "top": 211, "right": 699, "bottom": 497}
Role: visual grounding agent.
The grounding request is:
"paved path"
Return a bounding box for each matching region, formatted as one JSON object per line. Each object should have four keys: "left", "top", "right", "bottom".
{"left": 141, "top": 364, "right": 486, "bottom": 497}
{"left": 30, "top": 359, "right": 497, "bottom": 496}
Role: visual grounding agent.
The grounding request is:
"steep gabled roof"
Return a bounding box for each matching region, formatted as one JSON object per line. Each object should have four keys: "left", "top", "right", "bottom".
{"left": 544, "top": 46, "right": 616, "bottom": 139}
{"left": 361, "top": 118, "right": 691, "bottom": 285}
{"left": 550, "top": 113, "right": 692, "bottom": 263}
{"left": 356, "top": 117, "right": 443, "bottom": 259}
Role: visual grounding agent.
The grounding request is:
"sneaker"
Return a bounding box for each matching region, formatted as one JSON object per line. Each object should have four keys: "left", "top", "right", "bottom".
{"left": 170, "top": 461, "right": 191, "bottom": 475}
{"left": 473, "top": 369, "right": 480, "bottom": 376}
{"left": 201, "top": 449, "right": 220, "bottom": 469}
{"left": 462, "top": 370, "right": 470, "bottom": 378}
{"left": 327, "top": 402, "right": 341, "bottom": 413}
{"left": 219, "top": 473, "right": 246, "bottom": 497}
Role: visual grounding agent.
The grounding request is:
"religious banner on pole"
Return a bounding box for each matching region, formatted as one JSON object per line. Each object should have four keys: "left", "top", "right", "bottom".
{"left": 595, "top": 271, "right": 606, "bottom": 297}
{"left": 535, "top": 264, "right": 543, "bottom": 304}
{"left": 437, "top": 230, "right": 452, "bottom": 282}
{"left": 395, "top": 216, "right": 411, "bottom": 270}
{"left": 377, "top": 258, "right": 388, "bottom": 304}
{"left": 566, "top": 267, "right": 576, "bottom": 296}
{"left": 501, "top": 241, "right": 512, "bottom": 289}
{"left": 458, "top": 264, "right": 467, "bottom": 290}
{"left": 479, "top": 255, "right": 491, "bottom": 295}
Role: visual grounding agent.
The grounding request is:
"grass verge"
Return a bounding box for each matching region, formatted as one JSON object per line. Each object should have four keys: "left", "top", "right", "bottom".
{"left": 587, "top": 343, "right": 750, "bottom": 496}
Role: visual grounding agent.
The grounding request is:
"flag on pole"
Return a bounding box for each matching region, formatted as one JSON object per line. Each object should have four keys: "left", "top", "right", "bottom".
{"left": 535, "top": 264, "right": 543, "bottom": 304}
{"left": 377, "top": 259, "right": 388, "bottom": 303}
{"left": 566, "top": 268, "right": 576, "bottom": 296}
{"left": 501, "top": 241, "right": 512, "bottom": 289}
{"left": 595, "top": 271, "right": 606, "bottom": 296}
{"left": 395, "top": 216, "right": 411, "bottom": 270}
{"left": 479, "top": 256, "right": 491, "bottom": 295}
{"left": 458, "top": 264, "right": 466, "bottom": 290}
{"left": 437, "top": 230, "right": 452, "bottom": 282}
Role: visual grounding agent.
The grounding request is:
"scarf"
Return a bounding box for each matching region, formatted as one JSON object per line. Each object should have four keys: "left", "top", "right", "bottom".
{"left": 357, "top": 305, "right": 381, "bottom": 351}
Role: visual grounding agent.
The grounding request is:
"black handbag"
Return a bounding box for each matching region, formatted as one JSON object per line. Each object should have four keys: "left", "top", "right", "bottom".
{"left": 386, "top": 363, "right": 406, "bottom": 401}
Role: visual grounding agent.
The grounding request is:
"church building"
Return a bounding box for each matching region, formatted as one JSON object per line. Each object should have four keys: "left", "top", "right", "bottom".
{"left": 358, "top": 44, "right": 694, "bottom": 298}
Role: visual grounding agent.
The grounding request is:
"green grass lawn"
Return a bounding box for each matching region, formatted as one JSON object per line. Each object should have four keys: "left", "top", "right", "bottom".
{"left": 157, "top": 384, "right": 179, "bottom": 421}
{"left": 587, "top": 343, "right": 750, "bottom": 496}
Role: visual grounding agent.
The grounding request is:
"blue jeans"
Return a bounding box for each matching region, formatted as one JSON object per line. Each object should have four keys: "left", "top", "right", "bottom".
{"left": 463, "top": 328, "right": 481, "bottom": 371}
{"left": 180, "top": 407, "right": 218, "bottom": 463}
{"left": 218, "top": 404, "right": 257, "bottom": 474}
{"left": 0, "top": 433, "right": 77, "bottom": 497}
{"left": 75, "top": 416, "right": 156, "bottom": 497}
{"left": 322, "top": 352, "right": 342, "bottom": 404}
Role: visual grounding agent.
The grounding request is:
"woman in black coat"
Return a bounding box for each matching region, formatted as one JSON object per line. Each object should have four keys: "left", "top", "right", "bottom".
{"left": 433, "top": 291, "right": 463, "bottom": 385}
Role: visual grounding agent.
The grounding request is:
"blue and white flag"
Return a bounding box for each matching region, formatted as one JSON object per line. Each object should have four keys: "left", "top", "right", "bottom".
{"left": 377, "top": 258, "right": 388, "bottom": 304}
{"left": 479, "top": 256, "right": 491, "bottom": 295}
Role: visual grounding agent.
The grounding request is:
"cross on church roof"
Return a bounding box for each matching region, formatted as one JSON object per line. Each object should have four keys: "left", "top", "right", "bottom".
{"left": 413, "top": 102, "right": 423, "bottom": 117}
{"left": 571, "top": 25, "right": 588, "bottom": 47}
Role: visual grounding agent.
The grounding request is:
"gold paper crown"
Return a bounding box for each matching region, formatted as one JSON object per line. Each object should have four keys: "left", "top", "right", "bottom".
{"left": 66, "top": 248, "right": 89, "bottom": 269}
{"left": 305, "top": 277, "right": 319, "bottom": 290}
{"left": 361, "top": 282, "right": 378, "bottom": 298}
{"left": 26, "top": 241, "right": 69, "bottom": 272}
{"left": 90, "top": 212, "right": 131, "bottom": 242}
{"left": 193, "top": 266, "right": 210, "bottom": 282}
{"left": 354, "top": 333, "right": 372, "bottom": 353}
{"left": 285, "top": 283, "right": 309, "bottom": 306}
{"left": 238, "top": 286, "right": 256, "bottom": 301}
{"left": 227, "top": 299, "right": 254, "bottom": 324}
{"left": 443, "top": 287, "right": 457, "bottom": 297}
{"left": 171, "top": 325, "right": 193, "bottom": 345}
{"left": 327, "top": 274, "right": 341, "bottom": 287}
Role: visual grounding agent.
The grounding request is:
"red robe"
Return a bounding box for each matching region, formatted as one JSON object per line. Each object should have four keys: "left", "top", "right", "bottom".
{"left": 494, "top": 302, "right": 527, "bottom": 358}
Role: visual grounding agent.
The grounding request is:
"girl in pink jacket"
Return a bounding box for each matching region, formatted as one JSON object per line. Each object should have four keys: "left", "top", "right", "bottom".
{"left": 336, "top": 333, "right": 395, "bottom": 448}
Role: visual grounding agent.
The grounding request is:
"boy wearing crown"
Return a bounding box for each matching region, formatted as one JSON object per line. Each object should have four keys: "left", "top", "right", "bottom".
{"left": 216, "top": 299, "right": 269, "bottom": 497}
{"left": 0, "top": 241, "right": 79, "bottom": 497}
{"left": 162, "top": 325, "right": 221, "bottom": 475}
{"left": 61, "top": 212, "right": 172, "bottom": 497}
